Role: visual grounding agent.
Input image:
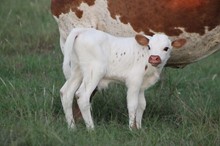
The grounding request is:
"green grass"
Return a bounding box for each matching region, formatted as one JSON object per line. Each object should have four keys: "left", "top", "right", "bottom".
{"left": 0, "top": 0, "right": 220, "bottom": 145}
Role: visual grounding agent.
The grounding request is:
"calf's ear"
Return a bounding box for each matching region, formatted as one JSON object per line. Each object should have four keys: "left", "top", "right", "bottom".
{"left": 135, "top": 34, "right": 149, "bottom": 46}
{"left": 172, "top": 38, "right": 187, "bottom": 48}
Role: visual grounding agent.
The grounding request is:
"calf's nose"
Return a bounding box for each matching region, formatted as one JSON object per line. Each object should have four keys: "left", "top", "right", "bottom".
{"left": 150, "top": 55, "right": 161, "bottom": 61}
{"left": 148, "top": 55, "right": 161, "bottom": 66}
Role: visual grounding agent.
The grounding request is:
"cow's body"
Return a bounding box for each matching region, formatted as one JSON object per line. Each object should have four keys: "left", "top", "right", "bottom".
{"left": 51, "top": 0, "right": 220, "bottom": 68}
{"left": 60, "top": 28, "right": 185, "bottom": 129}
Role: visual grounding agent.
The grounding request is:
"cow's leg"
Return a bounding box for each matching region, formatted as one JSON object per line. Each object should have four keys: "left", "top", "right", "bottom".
{"left": 126, "top": 78, "right": 142, "bottom": 130}
{"left": 76, "top": 65, "right": 105, "bottom": 129}
{"left": 60, "top": 70, "right": 82, "bottom": 129}
{"left": 72, "top": 88, "right": 97, "bottom": 122}
{"left": 135, "top": 89, "right": 146, "bottom": 129}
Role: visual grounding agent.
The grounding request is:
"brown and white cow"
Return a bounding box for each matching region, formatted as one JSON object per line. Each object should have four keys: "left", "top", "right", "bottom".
{"left": 51, "top": 0, "right": 220, "bottom": 124}
{"left": 51, "top": 0, "right": 220, "bottom": 68}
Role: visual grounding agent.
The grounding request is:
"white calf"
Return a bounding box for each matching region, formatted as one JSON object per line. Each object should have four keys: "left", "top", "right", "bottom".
{"left": 60, "top": 28, "right": 186, "bottom": 129}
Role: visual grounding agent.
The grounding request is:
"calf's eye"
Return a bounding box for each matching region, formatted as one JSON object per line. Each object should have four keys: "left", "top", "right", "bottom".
{"left": 148, "top": 45, "right": 151, "bottom": 50}
{"left": 163, "top": 47, "right": 169, "bottom": 51}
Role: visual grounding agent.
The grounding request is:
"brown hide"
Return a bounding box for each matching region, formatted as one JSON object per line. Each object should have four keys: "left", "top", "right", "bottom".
{"left": 51, "top": 0, "right": 95, "bottom": 18}
{"left": 108, "top": 0, "right": 220, "bottom": 36}
{"left": 51, "top": 0, "right": 220, "bottom": 36}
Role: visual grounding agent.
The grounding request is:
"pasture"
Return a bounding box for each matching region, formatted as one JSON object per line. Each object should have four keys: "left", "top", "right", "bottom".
{"left": 0, "top": 0, "right": 220, "bottom": 145}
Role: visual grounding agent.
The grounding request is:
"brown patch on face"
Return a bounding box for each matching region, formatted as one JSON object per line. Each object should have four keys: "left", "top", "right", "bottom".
{"left": 51, "top": 0, "right": 95, "bottom": 18}
{"left": 135, "top": 34, "right": 149, "bottom": 46}
{"left": 172, "top": 38, "right": 187, "bottom": 48}
{"left": 108, "top": 0, "right": 220, "bottom": 36}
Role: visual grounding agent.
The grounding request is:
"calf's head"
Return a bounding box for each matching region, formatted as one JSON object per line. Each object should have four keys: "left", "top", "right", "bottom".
{"left": 147, "top": 34, "right": 186, "bottom": 67}
{"left": 135, "top": 34, "right": 186, "bottom": 67}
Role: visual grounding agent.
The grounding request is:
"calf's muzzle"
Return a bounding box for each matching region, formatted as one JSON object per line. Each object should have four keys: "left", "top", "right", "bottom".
{"left": 148, "top": 55, "right": 161, "bottom": 67}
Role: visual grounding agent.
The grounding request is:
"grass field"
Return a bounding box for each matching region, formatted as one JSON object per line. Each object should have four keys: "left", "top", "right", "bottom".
{"left": 0, "top": 0, "right": 220, "bottom": 145}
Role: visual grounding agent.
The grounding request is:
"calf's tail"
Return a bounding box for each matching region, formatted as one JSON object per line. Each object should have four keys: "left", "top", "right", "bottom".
{"left": 62, "top": 28, "right": 85, "bottom": 79}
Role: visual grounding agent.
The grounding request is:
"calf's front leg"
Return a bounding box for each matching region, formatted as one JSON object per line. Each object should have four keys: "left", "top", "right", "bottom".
{"left": 126, "top": 78, "right": 142, "bottom": 130}
{"left": 135, "top": 89, "right": 146, "bottom": 129}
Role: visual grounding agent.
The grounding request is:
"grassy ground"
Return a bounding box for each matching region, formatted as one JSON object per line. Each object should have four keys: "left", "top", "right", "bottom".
{"left": 0, "top": 0, "right": 220, "bottom": 145}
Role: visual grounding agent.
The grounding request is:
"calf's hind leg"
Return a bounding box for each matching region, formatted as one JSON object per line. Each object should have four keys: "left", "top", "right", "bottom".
{"left": 76, "top": 64, "right": 105, "bottom": 129}
{"left": 72, "top": 88, "right": 98, "bottom": 122}
{"left": 60, "top": 69, "right": 82, "bottom": 129}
